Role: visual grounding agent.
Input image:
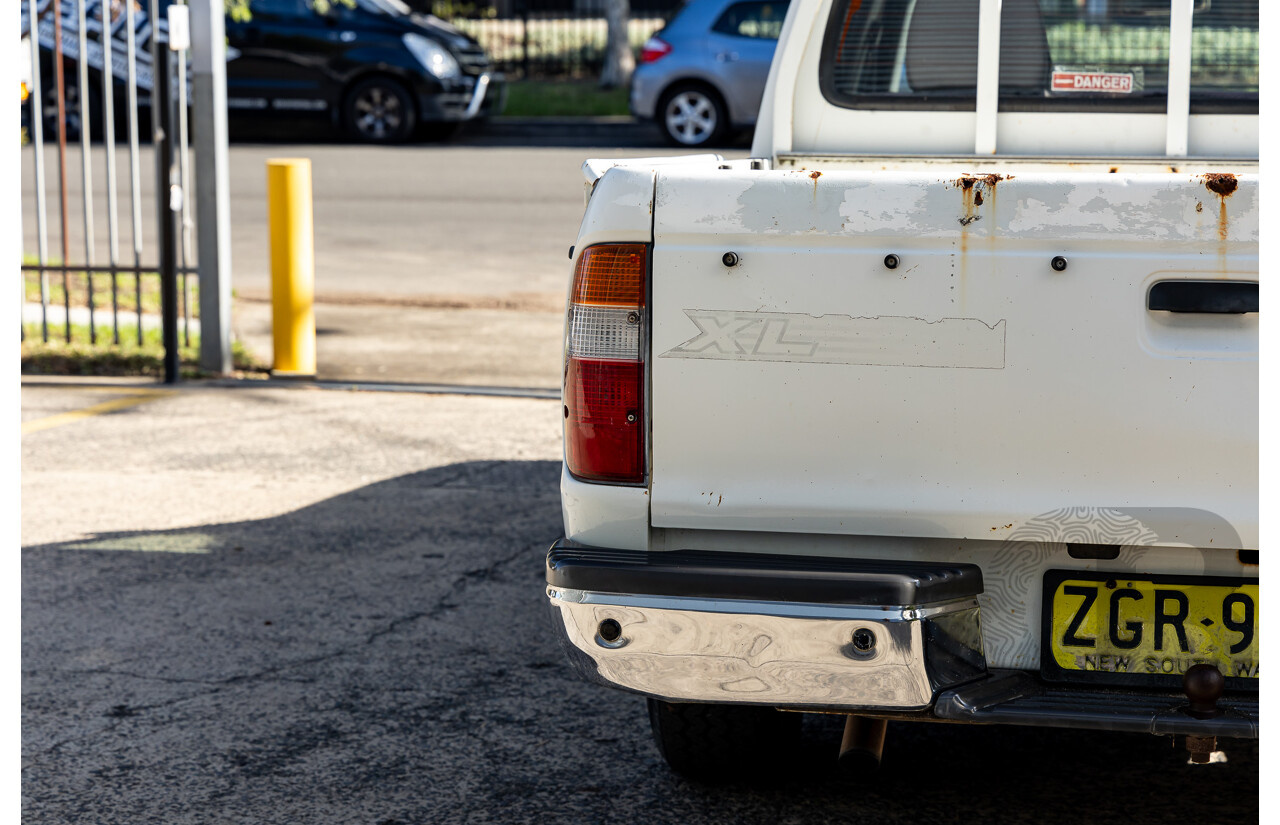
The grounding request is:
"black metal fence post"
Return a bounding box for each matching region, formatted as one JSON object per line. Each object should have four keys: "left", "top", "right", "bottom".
{"left": 150, "top": 0, "right": 179, "bottom": 384}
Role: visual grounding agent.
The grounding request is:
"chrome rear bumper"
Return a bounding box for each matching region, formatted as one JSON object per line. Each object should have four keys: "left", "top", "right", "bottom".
{"left": 545, "top": 542, "right": 988, "bottom": 711}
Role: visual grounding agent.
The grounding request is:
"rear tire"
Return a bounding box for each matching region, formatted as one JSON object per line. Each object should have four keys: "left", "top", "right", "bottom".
{"left": 656, "top": 83, "right": 729, "bottom": 148}
{"left": 343, "top": 77, "right": 416, "bottom": 144}
{"left": 646, "top": 699, "right": 803, "bottom": 781}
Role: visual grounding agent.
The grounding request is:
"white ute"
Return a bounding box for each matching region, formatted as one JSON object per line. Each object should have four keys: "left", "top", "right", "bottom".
{"left": 546, "top": 0, "right": 1258, "bottom": 779}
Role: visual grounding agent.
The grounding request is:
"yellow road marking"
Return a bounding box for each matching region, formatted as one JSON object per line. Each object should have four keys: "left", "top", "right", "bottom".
{"left": 21, "top": 389, "right": 175, "bottom": 435}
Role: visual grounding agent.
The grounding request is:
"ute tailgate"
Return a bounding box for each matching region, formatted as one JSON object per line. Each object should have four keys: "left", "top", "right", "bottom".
{"left": 647, "top": 167, "right": 1258, "bottom": 549}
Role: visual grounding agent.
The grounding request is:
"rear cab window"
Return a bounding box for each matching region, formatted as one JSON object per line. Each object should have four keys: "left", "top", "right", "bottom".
{"left": 819, "top": 0, "right": 1258, "bottom": 113}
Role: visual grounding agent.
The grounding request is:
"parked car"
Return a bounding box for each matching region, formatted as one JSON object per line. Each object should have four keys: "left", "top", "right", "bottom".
{"left": 22, "top": 0, "right": 503, "bottom": 144}
{"left": 631, "top": 0, "right": 789, "bottom": 146}
{"left": 226, "top": 0, "right": 505, "bottom": 142}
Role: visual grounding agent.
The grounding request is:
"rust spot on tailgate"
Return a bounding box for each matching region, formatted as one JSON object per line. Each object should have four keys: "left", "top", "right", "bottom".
{"left": 950, "top": 175, "right": 1009, "bottom": 311}
{"left": 1202, "top": 173, "right": 1238, "bottom": 198}
{"left": 1201, "top": 173, "right": 1239, "bottom": 245}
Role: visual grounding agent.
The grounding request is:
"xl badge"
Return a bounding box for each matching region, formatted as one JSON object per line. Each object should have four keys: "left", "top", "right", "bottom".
{"left": 660, "top": 309, "right": 1006, "bottom": 369}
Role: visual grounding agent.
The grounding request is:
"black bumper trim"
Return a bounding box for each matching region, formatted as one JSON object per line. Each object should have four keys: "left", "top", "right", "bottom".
{"left": 933, "top": 670, "right": 1258, "bottom": 738}
{"left": 546, "top": 540, "right": 983, "bottom": 606}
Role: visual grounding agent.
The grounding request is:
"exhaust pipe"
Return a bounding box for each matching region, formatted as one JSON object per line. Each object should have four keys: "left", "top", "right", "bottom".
{"left": 838, "top": 715, "right": 887, "bottom": 775}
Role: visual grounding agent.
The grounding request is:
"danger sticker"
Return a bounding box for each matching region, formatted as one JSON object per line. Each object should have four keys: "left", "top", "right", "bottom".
{"left": 1051, "top": 71, "right": 1135, "bottom": 93}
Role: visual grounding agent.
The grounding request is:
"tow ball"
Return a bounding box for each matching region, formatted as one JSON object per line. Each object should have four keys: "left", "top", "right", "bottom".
{"left": 1182, "top": 664, "right": 1227, "bottom": 765}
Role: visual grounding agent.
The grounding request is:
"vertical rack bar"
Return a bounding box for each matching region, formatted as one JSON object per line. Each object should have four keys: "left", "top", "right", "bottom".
{"left": 973, "top": 0, "right": 1002, "bottom": 155}
{"left": 125, "top": 0, "right": 143, "bottom": 344}
{"left": 77, "top": 0, "right": 96, "bottom": 342}
{"left": 28, "top": 0, "right": 51, "bottom": 343}
{"left": 54, "top": 0, "right": 71, "bottom": 342}
{"left": 1166, "top": 0, "right": 1193, "bottom": 158}
{"left": 176, "top": 3, "right": 192, "bottom": 348}
{"left": 102, "top": 0, "right": 121, "bottom": 343}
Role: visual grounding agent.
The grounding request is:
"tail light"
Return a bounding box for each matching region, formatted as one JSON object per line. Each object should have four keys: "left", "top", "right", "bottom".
{"left": 564, "top": 244, "right": 647, "bottom": 483}
{"left": 640, "top": 37, "right": 672, "bottom": 64}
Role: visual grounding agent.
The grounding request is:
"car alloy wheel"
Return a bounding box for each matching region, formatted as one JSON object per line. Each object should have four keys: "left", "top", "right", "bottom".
{"left": 344, "top": 78, "right": 416, "bottom": 143}
{"left": 662, "top": 88, "right": 723, "bottom": 146}
{"left": 355, "top": 86, "right": 403, "bottom": 140}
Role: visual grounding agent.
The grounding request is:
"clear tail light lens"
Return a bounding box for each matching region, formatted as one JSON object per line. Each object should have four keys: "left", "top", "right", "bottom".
{"left": 564, "top": 244, "right": 647, "bottom": 483}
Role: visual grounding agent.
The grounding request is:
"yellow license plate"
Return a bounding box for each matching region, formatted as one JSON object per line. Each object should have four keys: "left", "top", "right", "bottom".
{"left": 1042, "top": 570, "right": 1258, "bottom": 688}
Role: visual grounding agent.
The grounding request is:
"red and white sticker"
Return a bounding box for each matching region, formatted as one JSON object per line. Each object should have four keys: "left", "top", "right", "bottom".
{"left": 1051, "top": 71, "right": 1135, "bottom": 93}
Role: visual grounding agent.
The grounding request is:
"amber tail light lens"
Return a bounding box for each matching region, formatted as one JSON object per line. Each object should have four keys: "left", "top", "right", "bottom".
{"left": 564, "top": 244, "right": 647, "bottom": 483}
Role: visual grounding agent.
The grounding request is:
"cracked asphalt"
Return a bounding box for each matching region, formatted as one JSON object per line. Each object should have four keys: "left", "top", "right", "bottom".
{"left": 21, "top": 382, "right": 1259, "bottom": 823}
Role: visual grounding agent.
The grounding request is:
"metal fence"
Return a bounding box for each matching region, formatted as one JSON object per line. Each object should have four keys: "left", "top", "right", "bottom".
{"left": 21, "top": 0, "right": 195, "bottom": 381}
{"left": 441, "top": 1, "right": 682, "bottom": 79}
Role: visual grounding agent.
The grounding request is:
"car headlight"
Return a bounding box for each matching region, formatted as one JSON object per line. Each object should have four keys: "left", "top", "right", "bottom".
{"left": 403, "top": 33, "right": 461, "bottom": 81}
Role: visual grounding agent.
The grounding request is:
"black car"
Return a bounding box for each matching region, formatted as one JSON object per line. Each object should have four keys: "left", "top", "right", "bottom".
{"left": 226, "top": 0, "right": 505, "bottom": 142}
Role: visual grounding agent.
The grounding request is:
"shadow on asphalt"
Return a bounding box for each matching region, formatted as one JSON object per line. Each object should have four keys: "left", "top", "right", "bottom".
{"left": 22, "top": 460, "right": 1258, "bottom": 823}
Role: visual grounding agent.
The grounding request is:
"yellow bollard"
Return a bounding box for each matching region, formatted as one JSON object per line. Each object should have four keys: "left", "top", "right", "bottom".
{"left": 266, "top": 158, "right": 316, "bottom": 376}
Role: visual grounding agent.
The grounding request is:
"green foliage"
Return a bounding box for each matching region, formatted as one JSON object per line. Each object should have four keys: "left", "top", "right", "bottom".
{"left": 227, "top": 0, "right": 355, "bottom": 23}
{"left": 309, "top": 0, "right": 356, "bottom": 15}
{"left": 226, "top": 0, "right": 252, "bottom": 23}
{"left": 431, "top": 1, "right": 497, "bottom": 19}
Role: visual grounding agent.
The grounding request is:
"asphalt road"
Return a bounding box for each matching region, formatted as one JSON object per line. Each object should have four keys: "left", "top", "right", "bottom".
{"left": 21, "top": 382, "right": 1260, "bottom": 824}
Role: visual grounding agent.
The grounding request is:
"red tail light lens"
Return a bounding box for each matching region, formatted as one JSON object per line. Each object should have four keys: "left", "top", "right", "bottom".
{"left": 640, "top": 37, "right": 672, "bottom": 64}
{"left": 565, "top": 360, "right": 644, "bottom": 482}
{"left": 564, "top": 243, "right": 647, "bottom": 484}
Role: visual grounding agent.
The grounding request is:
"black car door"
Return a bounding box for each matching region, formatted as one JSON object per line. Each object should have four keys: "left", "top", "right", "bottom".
{"left": 225, "top": 0, "right": 338, "bottom": 116}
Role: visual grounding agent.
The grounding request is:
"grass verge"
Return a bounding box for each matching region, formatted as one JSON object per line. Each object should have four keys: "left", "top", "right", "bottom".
{"left": 24, "top": 269, "right": 195, "bottom": 317}
{"left": 501, "top": 80, "right": 630, "bottom": 117}
{"left": 22, "top": 323, "right": 269, "bottom": 379}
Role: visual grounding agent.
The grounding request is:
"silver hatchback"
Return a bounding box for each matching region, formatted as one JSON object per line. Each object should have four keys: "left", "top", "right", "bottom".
{"left": 631, "top": 0, "right": 790, "bottom": 147}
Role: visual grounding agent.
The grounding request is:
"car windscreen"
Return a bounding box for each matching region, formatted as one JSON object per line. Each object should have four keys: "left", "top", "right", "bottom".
{"left": 820, "top": 0, "right": 1258, "bottom": 113}
{"left": 356, "top": 0, "right": 412, "bottom": 17}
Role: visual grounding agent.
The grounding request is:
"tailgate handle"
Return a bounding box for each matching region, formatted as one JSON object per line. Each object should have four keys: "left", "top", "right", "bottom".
{"left": 1147, "top": 280, "right": 1258, "bottom": 314}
